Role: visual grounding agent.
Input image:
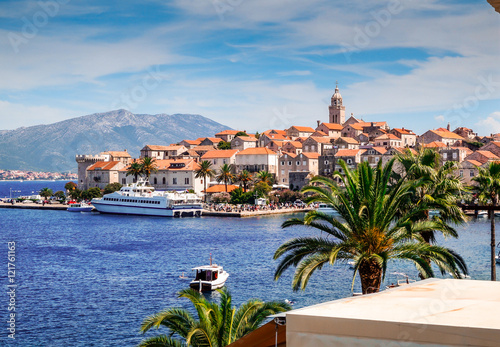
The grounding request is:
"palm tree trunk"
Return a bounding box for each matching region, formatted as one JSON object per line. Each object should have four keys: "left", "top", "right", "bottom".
{"left": 358, "top": 260, "right": 382, "bottom": 294}
{"left": 491, "top": 202, "right": 497, "bottom": 281}
{"left": 204, "top": 176, "right": 207, "bottom": 203}
{"left": 225, "top": 180, "right": 228, "bottom": 192}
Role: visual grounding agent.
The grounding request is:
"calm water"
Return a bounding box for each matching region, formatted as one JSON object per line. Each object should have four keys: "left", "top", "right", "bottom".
{"left": 0, "top": 181, "right": 498, "bottom": 346}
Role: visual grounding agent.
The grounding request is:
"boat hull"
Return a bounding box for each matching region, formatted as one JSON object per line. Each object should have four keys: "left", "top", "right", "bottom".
{"left": 91, "top": 201, "right": 202, "bottom": 217}
{"left": 189, "top": 275, "right": 228, "bottom": 291}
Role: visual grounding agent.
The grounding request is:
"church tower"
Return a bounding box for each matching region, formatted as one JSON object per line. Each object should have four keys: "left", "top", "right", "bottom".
{"left": 328, "top": 82, "right": 345, "bottom": 124}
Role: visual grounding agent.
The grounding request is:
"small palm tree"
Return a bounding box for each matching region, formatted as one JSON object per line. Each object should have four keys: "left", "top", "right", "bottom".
{"left": 274, "top": 159, "right": 468, "bottom": 294}
{"left": 39, "top": 187, "right": 53, "bottom": 201}
{"left": 127, "top": 162, "right": 143, "bottom": 183}
{"left": 236, "top": 170, "right": 252, "bottom": 192}
{"left": 195, "top": 160, "right": 216, "bottom": 202}
{"left": 472, "top": 161, "right": 500, "bottom": 281}
{"left": 140, "top": 157, "right": 158, "bottom": 180}
{"left": 139, "top": 288, "right": 290, "bottom": 347}
{"left": 216, "top": 164, "right": 234, "bottom": 192}
{"left": 255, "top": 171, "right": 273, "bottom": 186}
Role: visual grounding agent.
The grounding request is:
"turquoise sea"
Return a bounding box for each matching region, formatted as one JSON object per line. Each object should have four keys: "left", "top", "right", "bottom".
{"left": 0, "top": 181, "right": 498, "bottom": 346}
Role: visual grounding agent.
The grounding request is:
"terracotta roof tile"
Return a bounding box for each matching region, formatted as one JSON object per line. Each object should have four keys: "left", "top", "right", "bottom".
{"left": 375, "top": 134, "right": 401, "bottom": 141}
{"left": 336, "top": 137, "right": 359, "bottom": 144}
{"left": 215, "top": 130, "right": 239, "bottom": 135}
{"left": 201, "top": 150, "right": 239, "bottom": 159}
{"left": 237, "top": 147, "right": 277, "bottom": 155}
{"left": 301, "top": 152, "right": 320, "bottom": 159}
{"left": 319, "top": 123, "right": 343, "bottom": 130}
{"left": 88, "top": 161, "right": 122, "bottom": 171}
{"left": 203, "top": 184, "right": 239, "bottom": 193}
{"left": 335, "top": 149, "right": 363, "bottom": 157}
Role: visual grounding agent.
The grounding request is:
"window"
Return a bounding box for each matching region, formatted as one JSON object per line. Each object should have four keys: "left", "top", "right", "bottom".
{"left": 304, "top": 145, "right": 309, "bottom": 151}
{"left": 223, "top": 159, "right": 227, "bottom": 164}
{"left": 375, "top": 157, "right": 379, "bottom": 162}
{"left": 347, "top": 159, "right": 352, "bottom": 164}
{"left": 303, "top": 161, "right": 306, "bottom": 166}
{"left": 163, "top": 177, "right": 166, "bottom": 184}
{"left": 324, "top": 160, "right": 329, "bottom": 165}
{"left": 470, "top": 170, "right": 474, "bottom": 177}
{"left": 443, "top": 153, "right": 448, "bottom": 160}
{"left": 122, "top": 178, "right": 126, "bottom": 184}
{"left": 281, "top": 161, "right": 285, "bottom": 166}
{"left": 296, "top": 161, "right": 300, "bottom": 165}
{"left": 154, "top": 177, "right": 157, "bottom": 184}
{"left": 281, "top": 170, "right": 285, "bottom": 175}
{"left": 173, "top": 178, "right": 177, "bottom": 184}
{"left": 288, "top": 161, "right": 292, "bottom": 166}
{"left": 214, "top": 159, "right": 217, "bottom": 164}
{"left": 459, "top": 170, "right": 463, "bottom": 177}
{"left": 311, "top": 145, "right": 315, "bottom": 151}
{"left": 453, "top": 152, "right": 457, "bottom": 159}
{"left": 185, "top": 177, "right": 189, "bottom": 184}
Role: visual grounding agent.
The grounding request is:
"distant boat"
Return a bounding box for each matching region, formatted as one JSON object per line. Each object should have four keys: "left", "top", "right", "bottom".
{"left": 316, "top": 203, "right": 338, "bottom": 214}
{"left": 67, "top": 202, "right": 94, "bottom": 212}
{"left": 189, "top": 255, "right": 229, "bottom": 292}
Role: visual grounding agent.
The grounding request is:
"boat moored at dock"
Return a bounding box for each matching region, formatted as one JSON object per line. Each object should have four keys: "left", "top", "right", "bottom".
{"left": 91, "top": 179, "right": 203, "bottom": 217}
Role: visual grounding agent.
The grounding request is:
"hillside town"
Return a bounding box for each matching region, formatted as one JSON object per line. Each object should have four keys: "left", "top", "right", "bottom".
{"left": 76, "top": 85, "right": 498, "bottom": 197}
{"left": 0, "top": 169, "right": 77, "bottom": 181}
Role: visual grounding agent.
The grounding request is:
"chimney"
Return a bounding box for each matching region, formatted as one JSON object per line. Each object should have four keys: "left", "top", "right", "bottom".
{"left": 317, "top": 120, "right": 320, "bottom": 127}
{"left": 447, "top": 123, "right": 450, "bottom": 131}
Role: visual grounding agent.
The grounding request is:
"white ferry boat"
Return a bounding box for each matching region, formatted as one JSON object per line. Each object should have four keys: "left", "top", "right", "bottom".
{"left": 91, "top": 179, "right": 203, "bottom": 217}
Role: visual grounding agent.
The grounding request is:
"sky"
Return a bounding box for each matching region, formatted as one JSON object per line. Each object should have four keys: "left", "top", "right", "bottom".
{"left": 0, "top": 0, "right": 499, "bottom": 136}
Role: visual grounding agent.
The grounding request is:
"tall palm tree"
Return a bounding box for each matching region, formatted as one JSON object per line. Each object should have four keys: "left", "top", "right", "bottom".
{"left": 139, "top": 288, "right": 290, "bottom": 347}
{"left": 195, "top": 160, "right": 216, "bottom": 202}
{"left": 140, "top": 157, "right": 158, "bottom": 180}
{"left": 236, "top": 170, "right": 252, "bottom": 192}
{"left": 274, "top": 159, "right": 468, "bottom": 294}
{"left": 216, "top": 164, "right": 234, "bottom": 192}
{"left": 472, "top": 161, "right": 500, "bottom": 281}
{"left": 255, "top": 171, "right": 273, "bottom": 186}
{"left": 126, "top": 162, "right": 143, "bottom": 183}
{"left": 39, "top": 187, "right": 53, "bottom": 201}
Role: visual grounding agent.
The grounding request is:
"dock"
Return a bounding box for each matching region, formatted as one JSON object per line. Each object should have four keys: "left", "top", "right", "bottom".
{"left": 0, "top": 202, "right": 68, "bottom": 210}
{"left": 201, "top": 207, "right": 311, "bottom": 218}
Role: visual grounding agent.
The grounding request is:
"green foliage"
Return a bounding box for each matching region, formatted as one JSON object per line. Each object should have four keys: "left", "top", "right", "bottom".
{"left": 235, "top": 170, "right": 252, "bottom": 192}
{"left": 270, "top": 189, "right": 304, "bottom": 203}
{"left": 217, "top": 141, "right": 231, "bottom": 150}
{"left": 235, "top": 131, "right": 248, "bottom": 137}
{"left": 254, "top": 131, "right": 260, "bottom": 139}
{"left": 103, "top": 182, "right": 122, "bottom": 194}
{"left": 252, "top": 182, "right": 271, "bottom": 198}
{"left": 274, "top": 159, "right": 468, "bottom": 294}
{"left": 187, "top": 189, "right": 195, "bottom": 193}
{"left": 255, "top": 171, "right": 273, "bottom": 185}
{"left": 39, "top": 187, "right": 53, "bottom": 200}
{"left": 195, "top": 160, "right": 216, "bottom": 202}
{"left": 54, "top": 190, "right": 66, "bottom": 201}
{"left": 230, "top": 188, "right": 254, "bottom": 204}
{"left": 469, "top": 141, "right": 484, "bottom": 148}
{"left": 140, "top": 157, "right": 158, "bottom": 179}
{"left": 216, "top": 164, "right": 235, "bottom": 192}
{"left": 126, "top": 162, "right": 143, "bottom": 181}
{"left": 139, "top": 288, "right": 290, "bottom": 347}
{"left": 81, "top": 187, "right": 102, "bottom": 200}
{"left": 64, "top": 181, "right": 77, "bottom": 191}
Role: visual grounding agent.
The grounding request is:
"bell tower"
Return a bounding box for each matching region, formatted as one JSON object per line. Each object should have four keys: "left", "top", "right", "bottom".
{"left": 328, "top": 82, "right": 345, "bottom": 124}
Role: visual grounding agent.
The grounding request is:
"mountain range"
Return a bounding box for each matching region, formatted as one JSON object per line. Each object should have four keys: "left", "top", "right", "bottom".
{"left": 0, "top": 109, "right": 231, "bottom": 172}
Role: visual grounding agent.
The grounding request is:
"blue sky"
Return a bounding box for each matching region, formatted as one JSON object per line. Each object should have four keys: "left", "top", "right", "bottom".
{"left": 0, "top": 0, "right": 499, "bottom": 136}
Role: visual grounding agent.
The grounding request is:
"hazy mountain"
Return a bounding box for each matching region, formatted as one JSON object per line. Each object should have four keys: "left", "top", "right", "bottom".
{"left": 0, "top": 109, "right": 231, "bottom": 172}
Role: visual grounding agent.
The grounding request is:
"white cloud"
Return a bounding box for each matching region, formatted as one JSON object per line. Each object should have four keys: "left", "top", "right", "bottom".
{"left": 475, "top": 112, "right": 500, "bottom": 135}
{"left": 435, "top": 115, "right": 445, "bottom": 123}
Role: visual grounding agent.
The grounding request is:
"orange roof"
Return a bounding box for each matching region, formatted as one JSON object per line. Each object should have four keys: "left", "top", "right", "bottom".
{"left": 215, "top": 130, "right": 239, "bottom": 135}
{"left": 477, "top": 150, "right": 500, "bottom": 159}
{"left": 335, "top": 149, "right": 363, "bottom": 157}
{"left": 237, "top": 147, "right": 277, "bottom": 155}
{"left": 201, "top": 137, "right": 223, "bottom": 143}
{"left": 201, "top": 149, "right": 239, "bottom": 159}
{"left": 336, "top": 137, "right": 359, "bottom": 144}
{"left": 301, "top": 152, "right": 320, "bottom": 159}
{"left": 232, "top": 136, "right": 258, "bottom": 142}
{"left": 319, "top": 123, "right": 343, "bottom": 130}
{"left": 192, "top": 145, "right": 217, "bottom": 151}
{"left": 104, "top": 151, "right": 131, "bottom": 157}
{"left": 280, "top": 152, "right": 298, "bottom": 159}
{"left": 346, "top": 123, "right": 364, "bottom": 130}
{"left": 423, "top": 141, "right": 447, "bottom": 148}
{"left": 430, "top": 130, "right": 464, "bottom": 140}
{"left": 363, "top": 147, "right": 388, "bottom": 155}
{"left": 182, "top": 139, "right": 202, "bottom": 145}
{"left": 465, "top": 159, "right": 483, "bottom": 167}
{"left": 393, "top": 128, "right": 415, "bottom": 135}
{"left": 262, "top": 133, "right": 289, "bottom": 140}
{"left": 308, "top": 136, "right": 334, "bottom": 144}
{"left": 88, "top": 161, "right": 122, "bottom": 171}
{"left": 284, "top": 141, "right": 303, "bottom": 148}
{"left": 290, "top": 126, "right": 315, "bottom": 132}
{"left": 263, "top": 129, "right": 287, "bottom": 136}
{"left": 375, "top": 134, "right": 401, "bottom": 141}
{"left": 142, "top": 145, "right": 171, "bottom": 150}
{"left": 204, "top": 184, "right": 239, "bottom": 193}
{"left": 313, "top": 130, "right": 328, "bottom": 136}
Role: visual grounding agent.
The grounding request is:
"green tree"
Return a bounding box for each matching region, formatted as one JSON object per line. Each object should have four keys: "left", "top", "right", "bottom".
{"left": 255, "top": 171, "right": 273, "bottom": 186}
{"left": 230, "top": 187, "right": 254, "bottom": 204}
{"left": 54, "top": 190, "right": 66, "bottom": 201}
{"left": 217, "top": 141, "right": 231, "bottom": 150}
{"left": 81, "top": 187, "right": 102, "bottom": 201}
{"left": 216, "top": 164, "right": 234, "bottom": 192}
{"left": 140, "top": 157, "right": 158, "bottom": 179}
{"left": 195, "top": 160, "right": 216, "bottom": 202}
{"left": 127, "top": 162, "right": 143, "bottom": 182}
{"left": 252, "top": 182, "right": 271, "bottom": 198}
{"left": 64, "top": 181, "right": 77, "bottom": 191}
{"left": 139, "top": 288, "right": 290, "bottom": 347}
{"left": 472, "top": 161, "right": 500, "bottom": 281}
{"left": 39, "top": 188, "right": 53, "bottom": 201}
{"left": 235, "top": 170, "right": 252, "bottom": 192}
{"left": 254, "top": 131, "right": 260, "bottom": 140}
{"left": 235, "top": 131, "right": 248, "bottom": 137}
{"left": 104, "top": 182, "right": 122, "bottom": 194}
{"left": 274, "top": 160, "right": 467, "bottom": 294}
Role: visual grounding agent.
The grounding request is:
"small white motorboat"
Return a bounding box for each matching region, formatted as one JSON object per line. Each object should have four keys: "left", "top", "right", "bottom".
{"left": 190, "top": 255, "right": 229, "bottom": 292}
{"left": 316, "top": 203, "right": 338, "bottom": 214}
{"left": 67, "top": 202, "right": 93, "bottom": 212}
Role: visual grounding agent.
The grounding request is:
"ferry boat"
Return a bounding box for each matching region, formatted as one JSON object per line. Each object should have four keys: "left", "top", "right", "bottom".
{"left": 90, "top": 179, "right": 203, "bottom": 217}
{"left": 189, "top": 255, "right": 229, "bottom": 292}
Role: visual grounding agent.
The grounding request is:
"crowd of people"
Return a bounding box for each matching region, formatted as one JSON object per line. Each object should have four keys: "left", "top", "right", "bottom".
{"left": 204, "top": 201, "right": 311, "bottom": 213}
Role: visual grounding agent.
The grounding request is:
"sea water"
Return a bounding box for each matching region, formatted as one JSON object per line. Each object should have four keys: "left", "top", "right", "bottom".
{"left": 0, "top": 181, "right": 497, "bottom": 346}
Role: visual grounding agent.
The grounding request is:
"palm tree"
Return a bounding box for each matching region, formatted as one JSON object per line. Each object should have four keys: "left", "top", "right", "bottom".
{"left": 216, "top": 164, "right": 234, "bottom": 192}
{"left": 127, "top": 162, "right": 143, "bottom": 183}
{"left": 274, "top": 159, "right": 468, "bottom": 294}
{"left": 255, "top": 171, "right": 273, "bottom": 186}
{"left": 39, "top": 187, "right": 53, "bottom": 201}
{"left": 236, "top": 170, "right": 252, "bottom": 192}
{"left": 195, "top": 160, "right": 216, "bottom": 202}
{"left": 140, "top": 157, "right": 158, "bottom": 180}
{"left": 472, "top": 161, "right": 500, "bottom": 281}
{"left": 139, "top": 288, "right": 291, "bottom": 347}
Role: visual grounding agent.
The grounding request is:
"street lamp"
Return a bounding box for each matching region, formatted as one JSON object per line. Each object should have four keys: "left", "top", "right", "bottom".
{"left": 10, "top": 188, "right": 21, "bottom": 199}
